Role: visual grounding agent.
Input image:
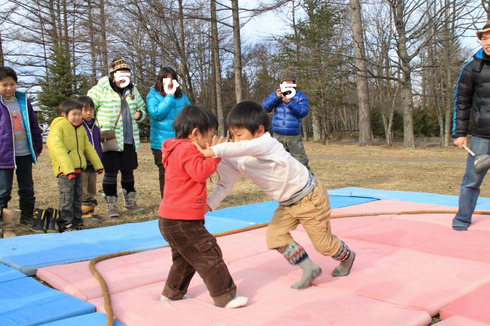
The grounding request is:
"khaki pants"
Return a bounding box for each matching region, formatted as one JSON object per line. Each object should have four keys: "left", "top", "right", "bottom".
{"left": 82, "top": 171, "right": 97, "bottom": 202}
{"left": 266, "top": 182, "right": 341, "bottom": 257}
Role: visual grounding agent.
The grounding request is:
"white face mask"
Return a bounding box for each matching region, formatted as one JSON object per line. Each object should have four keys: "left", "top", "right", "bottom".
{"left": 163, "top": 78, "right": 180, "bottom": 94}
{"left": 280, "top": 82, "right": 297, "bottom": 99}
{"left": 114, "top": 71, "right": 131, "bottom": 88}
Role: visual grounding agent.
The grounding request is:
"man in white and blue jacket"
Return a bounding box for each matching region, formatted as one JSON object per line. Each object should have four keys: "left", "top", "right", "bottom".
{"left": 262, "top": 68, "right": 311, "bottom": 171}
{"left": 452, "top": 21, "right": 490, "bottom": 231}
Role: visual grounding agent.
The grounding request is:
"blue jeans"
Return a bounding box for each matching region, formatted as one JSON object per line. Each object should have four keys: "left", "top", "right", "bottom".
{"left": 0, "top": 155, "right": 35, "bottom": 218}
{"left": 453, "top": 136, "right": 490, "bottom": 230}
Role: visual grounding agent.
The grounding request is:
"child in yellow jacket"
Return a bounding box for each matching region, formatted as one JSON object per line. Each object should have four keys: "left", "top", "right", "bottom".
{"left": 47, "top": 99, "right": 103, "bottom": 232}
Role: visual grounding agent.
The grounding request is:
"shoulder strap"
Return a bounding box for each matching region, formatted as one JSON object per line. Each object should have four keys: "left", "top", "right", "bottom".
{"left": 113, "top": 97, "right": 125, "bottom": 128}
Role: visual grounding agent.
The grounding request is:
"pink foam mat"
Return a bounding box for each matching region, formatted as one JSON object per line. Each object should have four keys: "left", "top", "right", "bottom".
{"left": 87, "top": 269, "right": 431, "bottom": 326}
{"left": 439, "top": 282, "right": 490, "bottom": 323}
{"left": 36, "top": 200, "right": 490, "bottom": 325}
{"left": 436, "top": 316, "right": 490, "bottom": 326}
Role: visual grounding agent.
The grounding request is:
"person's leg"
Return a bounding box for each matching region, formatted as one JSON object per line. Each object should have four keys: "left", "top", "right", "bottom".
{"left": 72, "top": 174, "right": 84, "bottom": 229}
{"left": 102, "top": 165, "right": 119, "bottom": 217}
{"left": 288, "top": 134, "right": 311, "bottom": 170}
{"left": 57, "top": 175, "right": 75, "bottom": 231}
{"left": 15, "top": 155, "right": 36, "bottom": 225}
{"left": 453, "top": 136, "right": 490, "bottom": 231}
{"left": 121, "top": 169, "right": 143, "bottom": 210}
{"left": 81, "top": 172, "right": 94, "bottom": 218}
{"left": 267, "top": 204, "right": 322, "bottom": 289}
{"left": 294, "top": 183, "right": 355, "bottom": 277}
{"left": 160, "top": 218, "right": 240, "bottom": 307}
{"left": 273, "top": 133, "right": 290, "bottom": 152}
{"left": 0, "top": 168, "right": 14, "bottom": 221}
{"left": 152, "top": 148, "right": 165, "bottom": 198}
{"left": 159, "top": 218, "right": 197, "bottom": 300}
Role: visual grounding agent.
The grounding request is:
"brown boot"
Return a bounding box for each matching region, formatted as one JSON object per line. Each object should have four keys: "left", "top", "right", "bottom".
{"left": 2, "top": 208, "right": 20, "bottom": 238}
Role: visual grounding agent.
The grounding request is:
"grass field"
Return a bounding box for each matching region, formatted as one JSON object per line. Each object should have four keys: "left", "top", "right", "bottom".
{"left": 7, "top": 140, "right": 488, "bottom": 236}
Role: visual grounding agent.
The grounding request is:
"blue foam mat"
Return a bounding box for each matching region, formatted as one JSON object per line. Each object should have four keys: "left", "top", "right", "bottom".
{"left": 0, "top": 277, "right": 94, "bottom": 326}
{"left": 0, "top": 194, "right": 376, "bottom": 276}
{"left": 41, "top": 312, "right": 124, "bottom": 326}
{"left": 0, "top": 221, "right": 166, "bottom": 276}
{"left": 328, "top": 187, "right": 469, "bottom": 207}
{"left": 0, "top": 263, "right": 26, "bottom": 283}
{"left": 206, "top": 195, "right": 373, "bottom": 223}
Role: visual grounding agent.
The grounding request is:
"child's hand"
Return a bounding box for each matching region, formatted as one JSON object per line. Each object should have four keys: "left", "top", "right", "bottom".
{"left": 210, "top": 135, "right": 225, "bottom": 146}
{"left": 192, "top": 141, "right": 216, "bottom": 158}
{"left": 134, "top": 109, "right": 142, "bottom": 121}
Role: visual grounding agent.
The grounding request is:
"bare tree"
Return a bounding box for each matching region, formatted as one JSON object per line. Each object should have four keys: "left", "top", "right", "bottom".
{"left": 99, "top": 0, "right": 108, "bottom": 73}
{"left": 349, "top": 0, "right": 372, "bottom": 146}
{"left": 211, "top": 0, "right": 225, "bottom": 135}
{"left": 231, "top": 0, "right": 243, "bottom": 102}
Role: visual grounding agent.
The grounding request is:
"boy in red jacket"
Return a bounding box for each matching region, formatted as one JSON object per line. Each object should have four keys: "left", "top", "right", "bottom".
{"left": 157, "top": 105, "right": 247, "bottom": 309}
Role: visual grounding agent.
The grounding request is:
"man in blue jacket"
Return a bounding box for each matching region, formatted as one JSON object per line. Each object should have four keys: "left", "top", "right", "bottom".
{"left": 262, "top": 68, "right": 311, "bottom": 171}
{"left": 452, "top": 20, "right": 490, "bottom": 231}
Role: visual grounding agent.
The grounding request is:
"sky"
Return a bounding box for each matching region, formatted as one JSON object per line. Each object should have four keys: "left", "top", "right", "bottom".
{"left": 238, "top": 0, "right": 294, "bottom": 44}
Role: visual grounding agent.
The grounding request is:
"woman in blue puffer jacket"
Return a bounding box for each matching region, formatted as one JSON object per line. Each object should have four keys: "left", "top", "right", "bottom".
{"left": 146, "top": 67, "right": 190, "bottom": 197}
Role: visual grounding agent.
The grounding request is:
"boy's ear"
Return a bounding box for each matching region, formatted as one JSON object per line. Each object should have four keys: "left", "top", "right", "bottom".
{"left": 255, "top": 125, "right": 265, "bottom": 137}
{"left": 189, "top": 127, "right": 199, "bottom": 139}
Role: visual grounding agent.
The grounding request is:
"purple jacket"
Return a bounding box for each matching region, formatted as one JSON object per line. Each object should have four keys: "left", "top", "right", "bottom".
{"left": 0, "top": 91, "right": 43, "bottom": 169}
{"left": 82, "top": 118, "right": 102, "bottom": 166}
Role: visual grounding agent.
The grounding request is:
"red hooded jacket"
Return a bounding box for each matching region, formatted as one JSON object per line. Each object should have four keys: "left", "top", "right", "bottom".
{"left": 157, "top": 138, "right": 220, "bottom": 220}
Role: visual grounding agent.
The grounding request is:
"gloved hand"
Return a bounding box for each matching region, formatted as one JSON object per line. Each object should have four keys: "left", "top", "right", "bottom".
{"left": 97, "top": 169, "right": 103, "bottom": 175}
{"left": 67, "top": 173, "right": 76, "bottom": 180}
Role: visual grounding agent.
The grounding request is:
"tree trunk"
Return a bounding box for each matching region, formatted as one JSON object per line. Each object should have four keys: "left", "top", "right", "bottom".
{"left": 0, "top": 32, "right": 4, "bottom": 66}
{"left": 391, "top": 0, "right": 415, "bottom": 148}
{"left": 178, "top": 0, "right": 195, "bottom": 103}
{"left": 99, "top": 0, "right": 108, "bottom": 73}
{"left": 231, "top": 0, "right": 243, "bottom": 103}
{"left": 87, "top": 0, "right": 97, "bottom": 85}
{"left": 211, "top": 0, "right": 225, "bottom": 136}
{"left": 349, "top": 0, "right": 372, "bottom": 146}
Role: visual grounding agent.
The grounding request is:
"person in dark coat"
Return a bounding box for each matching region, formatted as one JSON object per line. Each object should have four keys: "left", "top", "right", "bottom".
{"left": 452, "top": 20, "right": 490, "bottom": 230}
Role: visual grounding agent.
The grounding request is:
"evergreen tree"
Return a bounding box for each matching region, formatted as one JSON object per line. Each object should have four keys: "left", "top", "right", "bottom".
{"left": 37, "top": 44, "right": 76, "bottom": 122}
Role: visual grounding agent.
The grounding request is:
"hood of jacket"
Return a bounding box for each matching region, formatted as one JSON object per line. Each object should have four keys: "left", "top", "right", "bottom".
{"left": 161, "top": 138, "right": 188, "bottom": 167}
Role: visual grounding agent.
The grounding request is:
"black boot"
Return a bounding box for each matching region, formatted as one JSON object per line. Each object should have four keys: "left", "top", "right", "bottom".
{"left": 30, "top": 208, "right": 46, "bottom": 233}
{"left": 19, "top": 200, "right": 35, "bottom": 226}
{"left": 44, "top": 208, "right": 58, "bottom": 233}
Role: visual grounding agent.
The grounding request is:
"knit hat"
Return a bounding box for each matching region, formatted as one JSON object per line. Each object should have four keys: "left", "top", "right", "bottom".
{"left": 280, "top": 68, "right": 297, "bottom": 82}
{"left": 109, "top": 58, "right": 131, "bottom": 74}
{"left": 477, "top": 20, "right": 490, "bottom": 40}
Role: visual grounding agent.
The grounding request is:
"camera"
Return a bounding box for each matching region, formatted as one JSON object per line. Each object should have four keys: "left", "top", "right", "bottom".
{"left": 282, "top": 90, "right": 292, "bottom": 96}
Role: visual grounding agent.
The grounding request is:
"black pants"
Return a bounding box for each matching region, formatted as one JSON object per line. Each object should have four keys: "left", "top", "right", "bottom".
{"left": 102, "top": 144, "right": 138, "bottom": 196}
{"left": 152, "top": 148, "right": 165, "bottom": 198}
{"left": 159, "top": 218, "right": 237, "bottom": 307}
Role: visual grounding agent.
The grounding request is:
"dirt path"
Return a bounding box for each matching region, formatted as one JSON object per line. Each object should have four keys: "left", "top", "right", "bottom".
{"left": 308, "top": 154, "right": 466, "bottom": 164}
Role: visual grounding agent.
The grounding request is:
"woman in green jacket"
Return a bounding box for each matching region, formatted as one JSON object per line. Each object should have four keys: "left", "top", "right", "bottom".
{"left": 87, "top": 58, "right": 147, "bottom": 218}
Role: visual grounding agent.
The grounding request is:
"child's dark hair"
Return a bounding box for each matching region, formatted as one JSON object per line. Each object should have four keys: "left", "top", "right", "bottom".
{"left": 173, "top": 105, "right": 218, "bottom": 139}
{"left": 0, "top": 66, "right": 18, "bottom": 83}
{"left": 155, "top": 66, "right": 182, "bottom": 98}
{"left": 77, "top": 95, "right": 95, "bottom": 110}
{"left": 59, "top": 99, "right": 82, "bottom": 115}
{"left": 227, "top": 101, "right": 270, "bottom": 134}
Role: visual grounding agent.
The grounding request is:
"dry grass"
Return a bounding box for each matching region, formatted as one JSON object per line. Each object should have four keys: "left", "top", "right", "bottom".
{"left": 9, "top": 140, "right": 487, "bottom": 236}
